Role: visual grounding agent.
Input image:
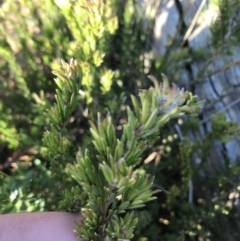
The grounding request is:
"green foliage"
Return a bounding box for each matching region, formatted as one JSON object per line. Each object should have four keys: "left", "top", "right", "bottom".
{"left": 0, "top": 0, "right": 67, "bottom": 149}
{"left": 0, "top": 159, "right": 59, "bottom": 213}
{"left": 211, "top": 0, "right": 240, "bottom": 48}
{"left": 43, "top": 59, "right": 199, "bottom": 240}
{"left": 1, "top": 0, "right": 240, "bottom": 241}
{"left": 211, "top": 113, "right": 239, "bottom": 142}
{"left": 132, "top": 113, "right": 240, "bottom": 241}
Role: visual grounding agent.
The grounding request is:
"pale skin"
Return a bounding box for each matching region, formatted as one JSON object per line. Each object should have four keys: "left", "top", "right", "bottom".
{"left": 0, "top": 212, "right": 129, "bottom": 241}
{"left": 0, "top": 212, "right": 81, "bottom": 241}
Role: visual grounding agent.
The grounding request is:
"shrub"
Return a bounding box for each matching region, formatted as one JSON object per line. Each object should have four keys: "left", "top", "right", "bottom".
{"left": 1, "top": 0, "right": 240, "bottom": 240}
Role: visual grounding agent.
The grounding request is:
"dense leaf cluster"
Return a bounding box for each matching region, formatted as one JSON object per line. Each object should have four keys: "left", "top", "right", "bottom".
{"left": 43, "top": 59, "right": 199, "bottom": 240}
{"left": 1, "top": 0, "right": 240, "bottom": 241}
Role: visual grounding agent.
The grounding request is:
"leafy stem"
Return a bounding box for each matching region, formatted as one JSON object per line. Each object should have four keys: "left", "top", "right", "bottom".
{"left": 44, "top": 59, "right": 201, "bottom": 240}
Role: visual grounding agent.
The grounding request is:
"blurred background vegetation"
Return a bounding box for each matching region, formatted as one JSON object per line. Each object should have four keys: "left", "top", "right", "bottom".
{"left": 1, "top": 0, "right": 240, "bottom": 240}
